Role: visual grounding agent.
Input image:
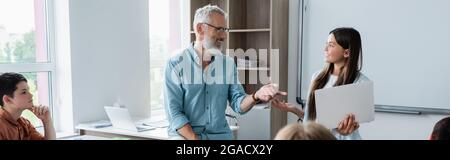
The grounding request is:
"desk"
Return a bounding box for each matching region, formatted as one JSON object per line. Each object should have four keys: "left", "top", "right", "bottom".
{"left": 77, "top": 124, "right": 239, "bottom": 140}
{"left": 59, "top": 135, "right": 112, "bottom": 140}
{"left": 76, "top": 125, "right": 169, "bottom": 140}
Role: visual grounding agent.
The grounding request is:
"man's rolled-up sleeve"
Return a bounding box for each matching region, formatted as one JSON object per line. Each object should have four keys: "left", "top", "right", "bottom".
{"left": 228, "top": 64, "right": 247, "bottom": 115}
{"left": 164, "top": 60, "right": 189, "bottom": 130}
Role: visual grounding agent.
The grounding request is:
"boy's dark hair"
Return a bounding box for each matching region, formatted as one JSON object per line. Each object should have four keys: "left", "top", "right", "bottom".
{"left": 431, "top": 117, "right": 450, "bottom": 140}
{"left": 0, "top": 72, "right": 28, "bottom": 107}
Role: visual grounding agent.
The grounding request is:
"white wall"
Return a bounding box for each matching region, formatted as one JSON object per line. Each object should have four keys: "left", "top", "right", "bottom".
{"left": 51, "top": 0, "right": 74, "bottom": 132}
{"left": 300, "top": 0, "right": 450, "bottom": 111}
{"left": 287, "top": 0, "right": 450, "bottom": 140}
{"left": 69, "top": 0, "right": 150, "bottom": 125}
{"left": 287, "top": 0, "right": 301, "bottom": 123}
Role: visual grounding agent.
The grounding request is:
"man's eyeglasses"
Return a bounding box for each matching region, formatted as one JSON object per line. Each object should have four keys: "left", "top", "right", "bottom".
{"left": 202, "top": 23, "right": 230, "bottom": 33}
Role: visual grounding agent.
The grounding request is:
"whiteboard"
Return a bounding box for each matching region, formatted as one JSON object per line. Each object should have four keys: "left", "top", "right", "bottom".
{"left": 298, "top": 0, "right": 450, "bottom": 111}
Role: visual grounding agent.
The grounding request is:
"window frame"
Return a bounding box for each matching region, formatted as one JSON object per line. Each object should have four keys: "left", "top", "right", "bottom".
{"left": 0, "top": 0, "right": 57, "bottom": 128}
{"left": 149, "top": 0, "right": 190, "bottom": 118}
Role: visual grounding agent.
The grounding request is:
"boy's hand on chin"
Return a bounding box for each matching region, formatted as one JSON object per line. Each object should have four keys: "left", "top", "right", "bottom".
{"left": 31, "top": 105, "right": 51, "bottom": 122}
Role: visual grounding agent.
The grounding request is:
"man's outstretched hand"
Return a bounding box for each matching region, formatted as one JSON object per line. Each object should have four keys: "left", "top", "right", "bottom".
{"left": 254, "top": 84, "right": 287, "bottom": 102}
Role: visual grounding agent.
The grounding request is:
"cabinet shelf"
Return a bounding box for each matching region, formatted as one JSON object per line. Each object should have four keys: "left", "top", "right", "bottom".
{"left": 229, "top": 29, "right": 271, "bottom": 33}
{"left": 237, "top": 67, "right": 269, "bottom": 71}
{"left": 229, "top": 0, "right": 270, "bottom": 29}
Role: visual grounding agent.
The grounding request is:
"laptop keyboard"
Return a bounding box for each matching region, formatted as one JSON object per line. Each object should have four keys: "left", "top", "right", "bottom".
{"left": 142, "top": 120, "right": 169, "bottom": 128}
{"left": 136, "top": 126, "right": 155, "bottom": 132}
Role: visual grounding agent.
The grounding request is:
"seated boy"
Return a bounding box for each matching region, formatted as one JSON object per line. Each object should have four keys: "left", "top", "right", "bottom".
{"left": 0, "top": 72, "right": 56, "bottom": 140}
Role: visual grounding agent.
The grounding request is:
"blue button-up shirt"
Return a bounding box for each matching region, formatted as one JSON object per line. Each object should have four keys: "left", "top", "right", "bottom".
{"left": 164, "top": 44, "right": 247, "bottom": 140}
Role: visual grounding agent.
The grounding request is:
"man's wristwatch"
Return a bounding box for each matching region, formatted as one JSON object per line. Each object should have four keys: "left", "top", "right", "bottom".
{"left": 297, "top": 117, "right": 304, "bottom": 123}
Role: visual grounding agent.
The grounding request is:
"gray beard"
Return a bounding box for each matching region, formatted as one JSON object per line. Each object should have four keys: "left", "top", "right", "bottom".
{"left": 204, "top": 37, "right": 222, "bottom": 51}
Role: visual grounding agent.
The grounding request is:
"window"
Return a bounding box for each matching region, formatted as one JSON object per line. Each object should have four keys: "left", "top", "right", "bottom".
{"left": 149, "top": 0, "right": 187, "bottom": 118}
{"left": 0, "top": 0, "right": 54, "bottom": 127}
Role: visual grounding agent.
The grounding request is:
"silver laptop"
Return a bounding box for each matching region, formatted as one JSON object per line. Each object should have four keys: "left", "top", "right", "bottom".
{"left": 315, "top": 82, "right": 375, "bottom": 129}
{"left": 104, "top": 106, "right": 155, "bottom": 132}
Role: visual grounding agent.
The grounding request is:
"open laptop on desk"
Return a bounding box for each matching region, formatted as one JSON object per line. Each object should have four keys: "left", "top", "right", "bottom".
{"left": 104, "top": 106, "right": 155, "bottom": 132}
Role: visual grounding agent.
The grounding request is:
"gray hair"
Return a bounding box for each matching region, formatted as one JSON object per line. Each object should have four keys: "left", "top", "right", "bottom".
{"left": 193, "top": 4, "right": 227, "bottom": 33}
